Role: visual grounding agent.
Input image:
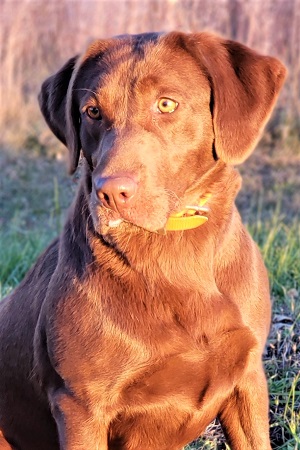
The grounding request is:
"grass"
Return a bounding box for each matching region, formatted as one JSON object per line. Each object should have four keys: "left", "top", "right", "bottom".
{"left": 0, "top": 223, "right": 56, "bottom": 299}
{"left": 253, "top": 218, "right": 300, "bottom": 450}
{"left": 0, "top": 149, "right": 299, "bottom": 449}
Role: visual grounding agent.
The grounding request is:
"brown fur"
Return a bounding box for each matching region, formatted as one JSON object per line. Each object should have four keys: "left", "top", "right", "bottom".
{"left": 0, "top": 32, "right": 286, "bottom": 450}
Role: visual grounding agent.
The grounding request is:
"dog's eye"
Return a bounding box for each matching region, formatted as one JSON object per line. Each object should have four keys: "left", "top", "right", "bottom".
{"left": 86, "top": 106, "right": 102, "bottom": 120}
{"left": 157, "top": 98, "right": 178, "bottom": 114}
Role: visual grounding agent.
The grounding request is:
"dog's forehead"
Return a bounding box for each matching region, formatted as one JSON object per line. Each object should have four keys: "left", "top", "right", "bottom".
{"left": 78, "top": 33, "right": 208, "bottom": 102}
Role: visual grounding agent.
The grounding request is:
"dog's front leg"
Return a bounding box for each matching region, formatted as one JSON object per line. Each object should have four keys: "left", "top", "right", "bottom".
{"left": 49, "top": 388, "right": 108, "bottom": 450}
{"left": 219, "top": 364, "right": 272, "bottom": 450}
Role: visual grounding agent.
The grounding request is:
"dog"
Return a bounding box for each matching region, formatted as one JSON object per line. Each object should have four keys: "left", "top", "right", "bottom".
{"left": 0, "top": 31, "right": 286, "bottom": 450}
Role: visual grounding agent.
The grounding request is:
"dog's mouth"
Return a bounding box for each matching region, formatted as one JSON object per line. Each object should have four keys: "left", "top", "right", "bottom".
{"left": 97, "top": 195, "right": 211, "bottom": 234}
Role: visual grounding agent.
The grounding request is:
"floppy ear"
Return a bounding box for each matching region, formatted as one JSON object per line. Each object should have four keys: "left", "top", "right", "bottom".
{"left": 38, "top": 56, "right": 81, "bottom": 174}
{"left": 190, "top": 33, "right": 287, "bottom": 164}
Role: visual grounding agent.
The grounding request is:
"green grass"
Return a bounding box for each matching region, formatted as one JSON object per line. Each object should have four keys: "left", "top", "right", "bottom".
{"left": 254, "top": 218, "right": 300, "bottom": 450}
{"left": 0, "top": 206, "right": 299, "bottom": 449}
{"left": 0, "top": 222, "right": 56, "bottom": 298}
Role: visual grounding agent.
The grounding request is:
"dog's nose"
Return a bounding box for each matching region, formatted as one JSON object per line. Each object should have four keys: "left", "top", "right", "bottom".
{"left": 94, "top": 176, "right": 137, "bottom": 212}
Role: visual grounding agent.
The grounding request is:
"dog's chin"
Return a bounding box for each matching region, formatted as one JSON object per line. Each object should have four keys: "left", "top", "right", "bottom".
{"left": 92, "top": 209, "right": 167, "bottom": 239}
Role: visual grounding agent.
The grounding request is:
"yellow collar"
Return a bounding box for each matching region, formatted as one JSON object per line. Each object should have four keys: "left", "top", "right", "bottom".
{"left": 165, "top": 194, "right": 211, "bottom": 231}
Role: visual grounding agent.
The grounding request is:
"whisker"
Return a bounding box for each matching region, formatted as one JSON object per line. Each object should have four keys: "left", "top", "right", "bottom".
{"left": 163, "top": 188, "right": 181, "bottom": 208}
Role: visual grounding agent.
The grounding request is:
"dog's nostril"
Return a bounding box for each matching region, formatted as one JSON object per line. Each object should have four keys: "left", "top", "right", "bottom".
{"left": 94, "top": 176, "right": 137, "bottom": 212}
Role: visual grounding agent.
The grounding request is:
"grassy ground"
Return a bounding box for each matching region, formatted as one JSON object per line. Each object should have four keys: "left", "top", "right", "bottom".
{"left": 0, "top": 144, "right": 299, "bottom": 449}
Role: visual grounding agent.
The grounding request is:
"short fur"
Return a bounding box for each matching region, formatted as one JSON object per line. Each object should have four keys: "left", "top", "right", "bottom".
{"left": 0, "top": 32, "right": 286, "bottom": 450}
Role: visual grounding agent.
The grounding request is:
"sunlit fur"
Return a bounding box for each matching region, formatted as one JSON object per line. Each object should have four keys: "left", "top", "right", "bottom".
{"left": 0, "top": 32, "right": 286, "bottom": 450}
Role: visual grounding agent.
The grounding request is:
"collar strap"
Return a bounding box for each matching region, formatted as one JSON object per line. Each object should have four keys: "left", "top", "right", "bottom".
{"left": 165, "top": 194, "right": 211, "bottom": 231}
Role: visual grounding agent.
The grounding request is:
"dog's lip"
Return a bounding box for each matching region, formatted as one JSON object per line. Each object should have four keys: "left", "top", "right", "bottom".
{"left": 106, "top": 213, "right": 165, "bottom": 233}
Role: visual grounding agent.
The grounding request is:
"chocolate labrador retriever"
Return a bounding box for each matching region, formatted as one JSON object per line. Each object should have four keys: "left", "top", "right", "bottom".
{"left": 0, "top": 32, "right": 286, "bottom": 450}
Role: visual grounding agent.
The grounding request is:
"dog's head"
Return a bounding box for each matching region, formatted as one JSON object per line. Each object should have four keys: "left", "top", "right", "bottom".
{"left": 39, "top": 32, "right": 286, "bottom": 235}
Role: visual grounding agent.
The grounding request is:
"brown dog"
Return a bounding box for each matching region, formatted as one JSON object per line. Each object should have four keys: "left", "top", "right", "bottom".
{"left": 0, "top": 32, "right": 286, "bottom": 450}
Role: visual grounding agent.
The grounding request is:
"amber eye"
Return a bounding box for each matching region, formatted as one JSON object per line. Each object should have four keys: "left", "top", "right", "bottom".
{"left": 157, "top": 98, "right": 178, "bottom": 114}
{"left": 86, "top": 106, "right": 102, "bottom": 120}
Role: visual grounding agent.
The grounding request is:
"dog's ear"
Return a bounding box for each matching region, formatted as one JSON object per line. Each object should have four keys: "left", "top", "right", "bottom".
{"left": 189, "top": 33, "right": 287, "bottom": 164}
{"left": 39, "top": 56, "right": 81, "bottom": 174}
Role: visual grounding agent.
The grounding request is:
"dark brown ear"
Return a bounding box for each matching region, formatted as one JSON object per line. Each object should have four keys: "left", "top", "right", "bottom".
{"left": 189, "top": 33, "right": 287, "bottom": 164}
{"left": 38, "top": 56, "right": 81, "bottom": 174}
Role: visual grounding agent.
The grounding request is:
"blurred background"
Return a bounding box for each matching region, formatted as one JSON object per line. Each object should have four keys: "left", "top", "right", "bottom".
{"left": 0, "top": 2, "right": 299, "bottom": 448}
{"left": 1, "top": 0, "right": 300, "bottom": 150}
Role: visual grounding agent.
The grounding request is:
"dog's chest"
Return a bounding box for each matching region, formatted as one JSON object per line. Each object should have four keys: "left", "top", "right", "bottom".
{"left": 101, "top": 319, "right": 249, "bottom": 449}
{"left": 62, "top": 313, "right": 225, "bottom": 449}
{"left": 89, "top": 328, "right": 218, "bottom": 449}
{"left": 54, "top": 282, "right": 242, "bottom": 448}
{"left": 103, "top": 330, "right": 225, "bottom": 449}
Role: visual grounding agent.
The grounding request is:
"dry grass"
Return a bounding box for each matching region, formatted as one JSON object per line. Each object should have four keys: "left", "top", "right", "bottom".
{"left": 0, "top": 0, "right": 300, "bottom": 149}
